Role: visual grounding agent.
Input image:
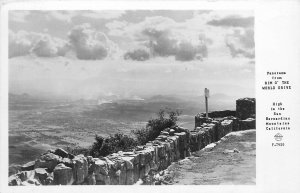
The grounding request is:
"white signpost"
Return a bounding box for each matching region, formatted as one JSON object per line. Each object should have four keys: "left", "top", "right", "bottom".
{"left": 205, "top": 88, "right": 210, "bottom": 118}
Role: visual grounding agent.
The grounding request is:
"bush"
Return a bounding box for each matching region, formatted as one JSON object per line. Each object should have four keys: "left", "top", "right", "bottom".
{"left": 65, "top": 145, "right": 90, "bottom": 156}
{"left": 132, "top": 108, "right": 181, "bottom": 145}
{"left": 89, "top": 133, "right": 138, "bottom": 157}
{"left": 69, "top": 108, "right": 181, "bottom": 158}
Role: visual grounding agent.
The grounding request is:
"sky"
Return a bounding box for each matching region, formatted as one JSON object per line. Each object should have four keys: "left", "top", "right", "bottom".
{"left": 8, "top": 10, "right": 255, "bottom": 100}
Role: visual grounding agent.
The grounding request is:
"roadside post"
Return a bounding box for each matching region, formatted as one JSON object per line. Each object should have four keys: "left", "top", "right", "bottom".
{"left": 205, "top": 88, "right": 210, "bottom": 118}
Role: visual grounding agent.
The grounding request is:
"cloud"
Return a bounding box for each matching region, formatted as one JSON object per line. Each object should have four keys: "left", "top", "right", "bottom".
{"left": 9, "top": 11, "right": 30, "bottom": 23}
{"left": 80, "top": 11, "right": 125, "bottom": 20}
{"left": 105, "top": 20, "right": 129, "bottom": 36}
{"left": 207, "top": 16, "right": 254, "bottom": 28}
{"left": 113, "top": 16, "right": 210, "bottom": 61}
{"left": 9, "top": 30, "right": 70, "bottom": 58}
{"left": 32, "top": 36, "right": 70, "bottom": 57}
{"left": 225, "top": 29, "right": 255, "bottom": 58}
{"left": 68, "top": 23, "right": 118, "bottom": 60}
{"left": 124, "top": 48, "right": 150, "bottom": 61}
{"left": 9, "top": 24, "right": 119, "bottom": 60}
{"left": 9, "top": 30, "right": 35, "bottom": 58}
{"left": 175, "top": 41, "right": 208, "bottom": 61}
{"left": 142, "top": 28, "right": 177, "bottom": 57}
{"left": 10, "top": 10, "right": 125, "bottom": 24}
{"left": 140, "top": 28, "right": 208, "bottom": 61}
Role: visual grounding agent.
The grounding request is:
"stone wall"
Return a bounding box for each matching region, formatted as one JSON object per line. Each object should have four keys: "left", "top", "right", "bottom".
{"left": 8, "top": 126, "right": 191, "bottom": 186}
{"left": 236, "top": 98, "right": 256, "bottom": 120}
{"left": 198, "top": 110, "right": 236, "bottom": 119}
{"left": 8, "top": 98, "right": 256, "bottom": 186}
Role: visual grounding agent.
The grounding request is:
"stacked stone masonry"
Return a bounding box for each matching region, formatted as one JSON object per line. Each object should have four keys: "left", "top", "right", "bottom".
{"left": 8, "top": 98, "right": 256, "bottom": 186}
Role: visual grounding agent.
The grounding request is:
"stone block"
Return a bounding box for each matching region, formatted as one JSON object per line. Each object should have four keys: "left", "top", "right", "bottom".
{"left": 152, "top": 145, "right": 159, "bottom": 163}
{"left": 143, "top": 149, "right": 152, "bottom": 164}
{"left": 164, "top": 142, "right": 171, "bottom": 153}
{"left": 95, "top": 172, "right": 104, "bottom": 181}
{"left": 19, "top": 170, "right": 35, "bottom": 182}
{"left": 157, "top": 144, "right": 164, "bottom": 158}
{"left": 86, "top": 173, "right": 96, "bottom": 185}
{"left": 236, "top": 98, "right": 255, "bottom": 120}
{"left": 145, "top": 163, "right": 151, "bottom": 175}
{"left": 35, "top": 153, "right": 60, "bottom": 171}
{"left": 104, "top": 176, "right": 111, "bottom": 185}
{"left": 239, "top": 118, "right": 256, "bottom": 130}
{"left": 21, "top": 178, "right": 41, "bottom": 186}
{"left": 103, "top": 157, "right": 115, "bottom": 171}
{"left": 54, "top": 148, "right": 69, "bottom": 158}
{"left": 109, "top": 173, "right": 119, "bottom": 185}
{"left": 93, "top": 158, "right": 109, "bottom": 175}
{"left": 21, "top": 161, "right": 35, "bottom": 171}
{"left": 45, "top": 176, "right": 53, "bottom": 185}
{"left": 138, "top": 151, "right": 146, "bottom": 166}
{"left": 87, "top": 156, "right": 93, "bottom": 164}
{"left": 119, "top": 167, "right": 127, "bottom": 185}
{"left": 130, "top": 154, "right": 141, "bottom": 167}
{"left": 195, "top": 116, "right": 211, "bottom": 128}
{"left": 61, "top": 157, "right": 73, "bottom": 168}
{"left": 120, "top": 156, "right": 134, "bottom": 170}
{"left": 145, "top": 146, "right": 155, "bottom": 157}
{"left": 72, "top": 154, "right": 88, "bottom": 184}
{"left": 34, "top": 168, "right": 49, "bottom": 185}
{"left": 133, "top": 164, "right": 140, "bottom": 182}
{"left": 169, "top": 129, "right": 175, "bottom": 135}
{"left": 139, "top": 166, "right": 146, "bottom": 178}
{"left": 126, "top": 169, "right": 134, "bottom": 185}
{"left": 8, "top": 175, "right": 21, "bottom": 186}
{"left": 161, "top": 131, "right": 169, "bottom": 136}
{"left": 53, "top": 163, "right": 74, "bottom": 185}
{"left": 168, "top": 139, "right": 175, "bottom": 151}
{"left": 149, "top": 160, "right": 158, "bottom": 171}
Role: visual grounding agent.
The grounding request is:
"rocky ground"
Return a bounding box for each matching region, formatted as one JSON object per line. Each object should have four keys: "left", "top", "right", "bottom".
{"left": 151, "top": 129, "right": 256, "bottom": 185}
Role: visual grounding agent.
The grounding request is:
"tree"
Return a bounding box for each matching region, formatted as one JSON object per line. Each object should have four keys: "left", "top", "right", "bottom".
{"left": 133, "top": 108, "right": 181, "bottom": 145}
{"left": 89, "top": 133, "right": 137, "bottom": 157}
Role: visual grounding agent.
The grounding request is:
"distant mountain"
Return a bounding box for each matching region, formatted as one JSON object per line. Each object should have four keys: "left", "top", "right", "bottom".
{"left": 147, "top": 95, "right": 183, "bottom": 103}
{"left": 210, "top": 93, "right": 234, "bottom": 101}
{"left": 9, "top": 93, "right": 41, "bottom": 102}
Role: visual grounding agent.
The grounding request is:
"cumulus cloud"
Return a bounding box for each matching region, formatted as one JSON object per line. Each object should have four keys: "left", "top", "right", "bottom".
{"left": 9, "top": 30, "right": 35, "bottom": 58}
{"left": 142, "top": 28, "right": 177, "bottom": 57}
{"left": 175, "top": 41, "right": 208, "bottom": 61}
{"left": 124, "top": 48, "right": 150, "bottom": 61}
{"left": 139, "top": 28, "right": 208, "bottom": 61}
{"left": 32, "top": 36, "right": 70, "bottom": 57}
{"left": 226, "top": 29, "right": 255, "bottom": 58}
{"left": 112, "top": 16, "right": 211, "bottom": 61}
{"left": 105, "top": 20, "right": 129, "bottom": 37}
{"left": 9, "top": 30, "right": 69, "bottom": 58}
{"left": 68, "top": 23, "right": 118, "bottom": 60}
{"left": 207, "top": 16, "right": 254, "bottom": 28}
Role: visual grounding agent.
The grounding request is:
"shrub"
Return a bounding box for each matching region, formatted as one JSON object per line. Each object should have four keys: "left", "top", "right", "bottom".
{"left": 89, "top": 133, "right": 138, "bottom": 157}
{"left": 69, "top": 108, "right": 181, "bottom": 158}
{"left": 132, "top": 108, "right": 181, "bottom": 145}
{"left": 65, "top": 145, "right": 90, "bottom": 156}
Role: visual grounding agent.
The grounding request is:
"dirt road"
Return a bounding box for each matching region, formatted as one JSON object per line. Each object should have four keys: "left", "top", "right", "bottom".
{"left": 166, "top": 129, "right": 256, "bottom": 185}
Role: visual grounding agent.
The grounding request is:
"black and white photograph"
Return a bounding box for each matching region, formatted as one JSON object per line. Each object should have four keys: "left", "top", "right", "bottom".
{"left": 1, "top": 0, "right": 300, "bottom": 192}
{"left": 7, "top": 9, "right": 255, "bottom": 185}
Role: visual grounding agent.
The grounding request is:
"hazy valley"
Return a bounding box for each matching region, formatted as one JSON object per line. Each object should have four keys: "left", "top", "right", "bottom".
{"left": 9, "top": 92, "right": 235, "bottom": 170}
